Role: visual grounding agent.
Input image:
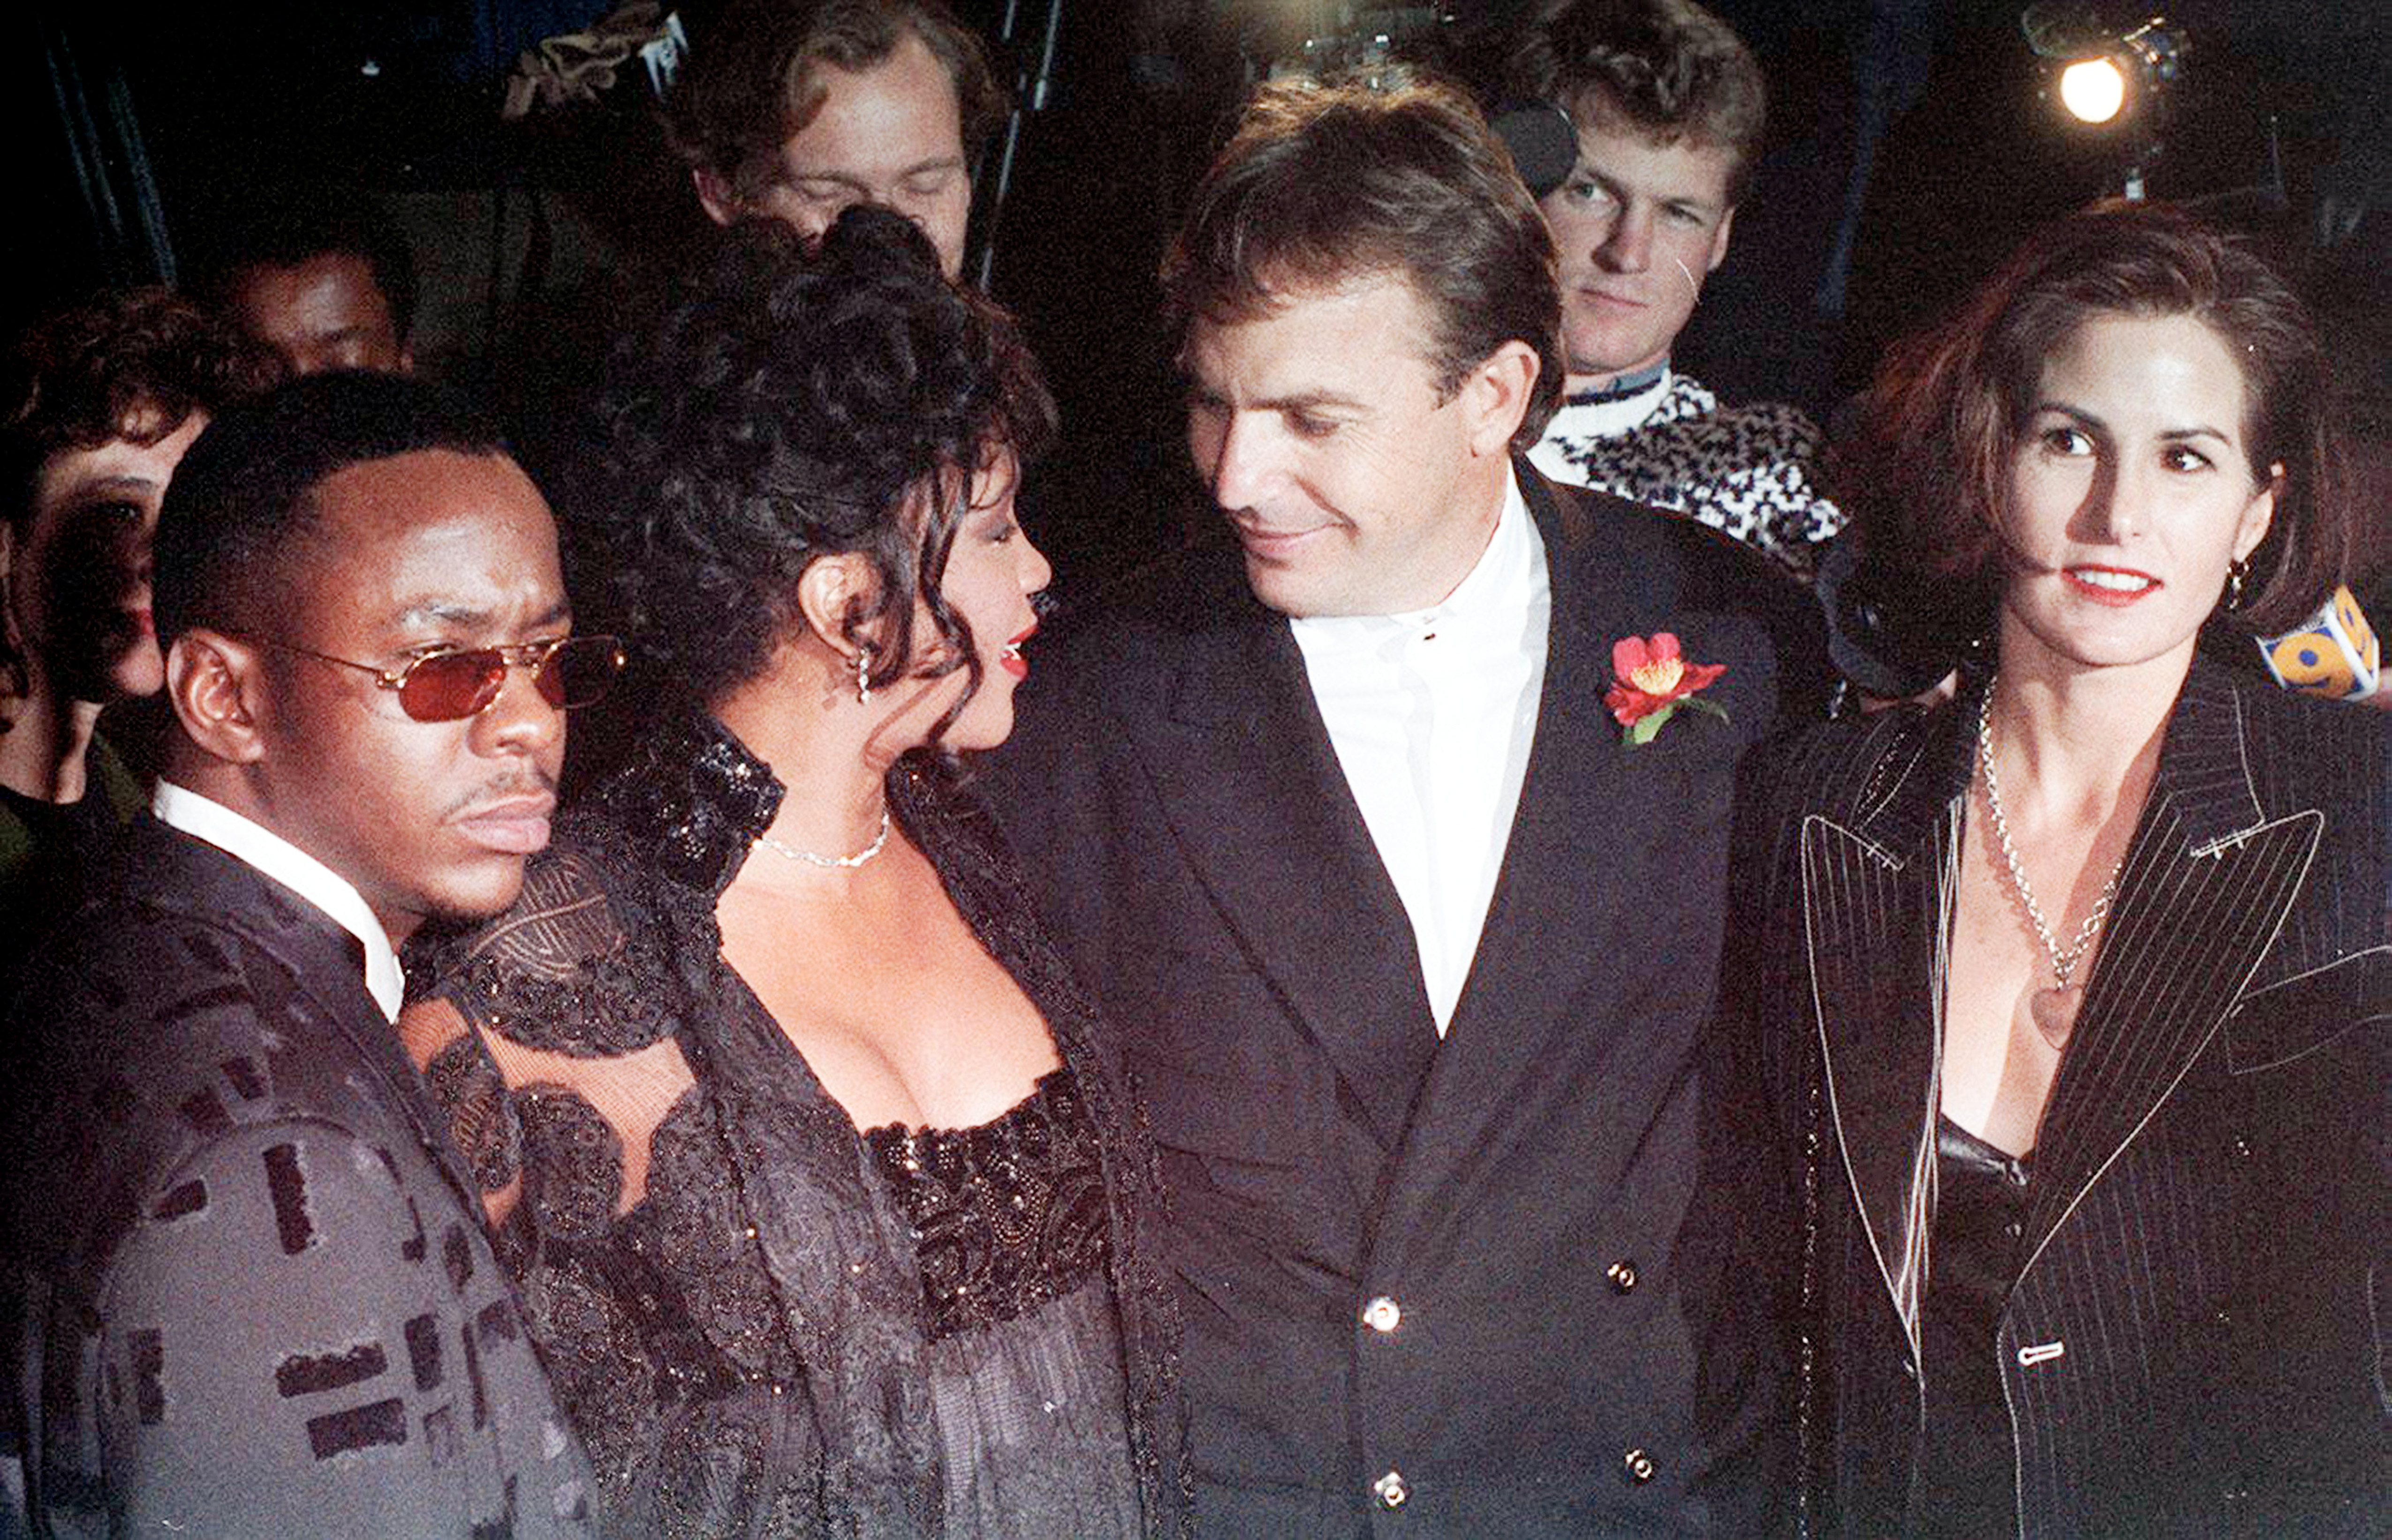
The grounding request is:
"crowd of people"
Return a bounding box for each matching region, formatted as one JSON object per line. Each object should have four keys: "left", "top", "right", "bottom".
{"left": 0, "top": 0, "right": 2383, "bottom": 1537}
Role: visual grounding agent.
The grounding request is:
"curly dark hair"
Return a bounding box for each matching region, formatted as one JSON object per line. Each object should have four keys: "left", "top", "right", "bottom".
{"left": 579, "top": 205, "right": 1052, "bottom": 721}
{"left": 2, "top": 288, "right": 280, "bottom": 708}
{"left": 3, "top": 289, "right": 281, "bottom": 524}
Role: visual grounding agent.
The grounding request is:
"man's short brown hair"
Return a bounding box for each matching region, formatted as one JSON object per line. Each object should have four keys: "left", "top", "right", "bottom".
{"left": 1161, "top": 72, "right": 1563, "bottom": 449}
{"left": 1508, "top": 0, "right": 1767, "bottom": 205}
{"left": 666, "top": 0, "right": 1006, "bottom": 208}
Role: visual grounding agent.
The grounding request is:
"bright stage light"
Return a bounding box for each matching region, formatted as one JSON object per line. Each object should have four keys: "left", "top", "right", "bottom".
{"left": 2058, "top": 56, "right": 2127, "bottom": 124}
{"left": 2024, "top": 9, "right": 2189, "bottom": 197}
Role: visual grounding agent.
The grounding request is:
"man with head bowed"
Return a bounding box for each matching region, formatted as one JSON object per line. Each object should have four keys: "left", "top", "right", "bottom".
{"left": 992, "top": 73, "right": 1827, "bottom": 1537}
{"left": 2, "top": 372, "right": 615, "bottom": 1536}
{"left": 669, "top": 0, "right": 1005, "bottom": 279}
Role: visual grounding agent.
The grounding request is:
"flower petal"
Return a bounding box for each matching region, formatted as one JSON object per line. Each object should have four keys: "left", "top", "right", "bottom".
{"left": 1611, "top": 635, "right": 1651, "bottom": 678}
{"left": 1647, "top": 632, "right": 1682, "bottom": 663}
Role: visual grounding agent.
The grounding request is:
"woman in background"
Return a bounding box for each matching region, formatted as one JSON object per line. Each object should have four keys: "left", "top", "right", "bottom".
{"left": 1713, "top": 200, "right": 2386, "bottom": 1537}
{"left": 401, "top": 209, "right": 1188, "bottom": 1538}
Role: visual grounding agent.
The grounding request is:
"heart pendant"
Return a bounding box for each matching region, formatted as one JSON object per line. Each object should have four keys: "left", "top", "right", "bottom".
{"left": 2028, "top": 986, "right": 2084, "bottom": 1049}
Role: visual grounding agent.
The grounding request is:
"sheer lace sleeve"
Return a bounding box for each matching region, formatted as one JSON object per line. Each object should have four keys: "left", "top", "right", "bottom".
{"left": 415, "top": 850, "right": 700, "bottom": 1227}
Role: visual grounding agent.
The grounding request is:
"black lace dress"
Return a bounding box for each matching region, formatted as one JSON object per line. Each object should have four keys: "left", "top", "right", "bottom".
{"left": 409, "top": 714, "right": 1190, "bottom": 1538}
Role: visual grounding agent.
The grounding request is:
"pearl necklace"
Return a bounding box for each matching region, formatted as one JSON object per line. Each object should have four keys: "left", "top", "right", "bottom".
{"left": 1976, "top": 678, "right": 2124, "bottom": 1046}
{"left": 755, "top": 808, "right": 892, "bottom": 869}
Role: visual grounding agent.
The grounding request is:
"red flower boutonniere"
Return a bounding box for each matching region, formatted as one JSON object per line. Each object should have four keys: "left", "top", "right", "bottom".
{"left": 1605, "top": 632, "right": 1729, "bottom": 746}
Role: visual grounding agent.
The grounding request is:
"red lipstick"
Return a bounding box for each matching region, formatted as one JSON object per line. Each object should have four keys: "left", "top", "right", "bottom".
{"left": 999, "top": 622, "right": 1036, "bottom": 681}
{"left": 2061, "top": 566, "right": 2160, "bottom": 606}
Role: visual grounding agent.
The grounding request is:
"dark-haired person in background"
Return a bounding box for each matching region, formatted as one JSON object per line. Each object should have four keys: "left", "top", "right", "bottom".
{"left": 1509, "top": 0, "right": 1842, "bottom": 579}
{"left": 0, "top": 290, "right": 276, "bottom": 978}
{"left": 400, "top": 210, "right": 1189, "bottom": 1537}
{"left": 3, "top": 371, "right": 611, "bottom": 1536}
{"left": 992, "top": 75, "right": 1826, "bottom": 1536}
{"left": 1715, "top": 200, "right": 2387, "bottom": 1538}
{"left": 668, "top": 0, "right": 1005, "bottom": 278}
{"left": 193, "top": 194, "right": 417, "bottom": 376}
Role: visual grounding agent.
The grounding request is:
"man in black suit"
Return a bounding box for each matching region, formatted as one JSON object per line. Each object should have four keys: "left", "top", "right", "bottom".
{"left": 991, "top": 75, "right": 1828, "bottom": 1536}
{"left": 3, "top": 372, "right": 620, "bottom": 1535}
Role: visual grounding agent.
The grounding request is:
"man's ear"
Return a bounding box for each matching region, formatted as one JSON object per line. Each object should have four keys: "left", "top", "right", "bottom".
{"left": 1461, "top": 339, "right": 1543, "bottom": 458}
{"left": 167, "top": 629, "right": 269, "bottom": 766}
{"left": 692, "top": 166, "right": 741, "bottom": 227}
{"left": 793, "top": 552, "right": 884, "bottom": 661}
{"left": 1706, "top": 205, "right": 1736, "bottom": 273}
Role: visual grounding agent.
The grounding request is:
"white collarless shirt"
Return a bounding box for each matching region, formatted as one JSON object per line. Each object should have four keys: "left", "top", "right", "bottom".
{"left": 152, "top": 781, "right": 407, "bottom": 1022}
{"left": 1288, "top": 470, "right": 1550, "bottom": 1034}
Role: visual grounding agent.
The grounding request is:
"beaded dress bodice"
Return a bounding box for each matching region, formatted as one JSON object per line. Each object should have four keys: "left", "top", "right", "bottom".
{"left": 864, "top": 1070, "right": 1112, "bottom": 1341}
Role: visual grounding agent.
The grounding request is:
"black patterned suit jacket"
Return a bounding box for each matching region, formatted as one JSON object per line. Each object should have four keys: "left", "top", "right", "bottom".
{"left": 990, "top": 468, "right": 1832, "bottom": 1536}
{"left": 1714, "top": 660, "right": 2391, "bottom": 1538}
{"left": 2, "top": 817, "right": 595, "bottom": 1538}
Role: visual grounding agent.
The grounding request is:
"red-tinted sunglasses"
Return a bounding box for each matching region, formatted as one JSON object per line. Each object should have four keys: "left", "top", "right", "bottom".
{"left": 247, "top": 634, "right": 625, "bottom": 722}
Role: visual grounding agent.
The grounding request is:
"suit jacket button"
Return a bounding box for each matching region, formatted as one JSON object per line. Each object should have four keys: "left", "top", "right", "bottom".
{"left": 1623, "top": 1448, "right": 1656, "bottom": 1484}
{"left": 1373, "top": 1470, "right": 1409, "bottom": 1510}
{"left": 1605, "top": 1261, "right": 1638, "bottom": 1294}
{"left": 1362, "top": 1295, "right": 1402, "bottom": 1333}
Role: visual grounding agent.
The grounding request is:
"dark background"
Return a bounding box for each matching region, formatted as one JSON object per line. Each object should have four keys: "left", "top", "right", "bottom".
{"left": 9, "top": 0, "right": 2386, "bottom": 597}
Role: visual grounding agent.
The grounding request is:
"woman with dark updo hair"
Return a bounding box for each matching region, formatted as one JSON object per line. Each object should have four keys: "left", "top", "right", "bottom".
{"left": 1708, "top": 201, "right": 2386, "bottom": 1538}
{"left": 401, "top": 209, "right": 1188, "bottom": 1538}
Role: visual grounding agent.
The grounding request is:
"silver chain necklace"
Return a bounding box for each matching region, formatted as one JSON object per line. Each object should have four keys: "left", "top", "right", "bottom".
{"left": 1975, "top": 678, "right": 2122, "bottom": 991}
{"left": 755, "top": 808, "right": 892, "bottom": 870}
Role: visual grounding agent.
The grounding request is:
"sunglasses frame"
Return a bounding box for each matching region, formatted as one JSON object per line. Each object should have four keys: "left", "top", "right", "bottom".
{"left": 241, "top": 634, "right": 626, "bottom": 721}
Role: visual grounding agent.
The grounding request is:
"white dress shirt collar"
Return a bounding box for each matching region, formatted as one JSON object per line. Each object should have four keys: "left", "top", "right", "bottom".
{"left": 152, "top": 781, "right": 407, "bottom": 1022}
{"left": 1429, "top": 466, "right": 1536, "bottom": 630}
{"left": 1289, "top": 468, "right": 1535, "bottom": 650}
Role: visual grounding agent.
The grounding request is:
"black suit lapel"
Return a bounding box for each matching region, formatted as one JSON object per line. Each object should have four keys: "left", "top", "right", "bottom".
{"left": 1445, "top": 472, "right": 1789, "bottom": 1066}
{"left": 129, "top": 819, "right": 483, "bottom": 1207}
{"left": 1126, "top": 600, "right": 1439, "bottom": 1147}
{"left": 1440, "top": 477, "right": 1638, "bottom": 1057}
{"left": 128, "top": 819, "right": 372, "bottom": 1023}
{"left": 2021, "top": 668, "right": 2321, "bottom": 1267}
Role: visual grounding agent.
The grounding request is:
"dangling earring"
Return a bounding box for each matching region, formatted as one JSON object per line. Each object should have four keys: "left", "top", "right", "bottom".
{"left": 2225, "top": 557, "right": 2249, "bottom": 613}
{"left": 854, "top": 645, "right": 874, "bottom": 705}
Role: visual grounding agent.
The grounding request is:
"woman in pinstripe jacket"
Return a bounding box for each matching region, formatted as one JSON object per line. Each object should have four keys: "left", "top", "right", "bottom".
{"left": 1710, "top": 202, "right": 2388, "bottom": 1538}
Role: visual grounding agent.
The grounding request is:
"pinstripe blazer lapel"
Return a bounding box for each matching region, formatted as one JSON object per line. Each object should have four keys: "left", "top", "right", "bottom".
{"left": 2020, "top": 663, "right": 2324, "bottom": 1267}
{"left": 1800, "top": 704, "right": 1968, "bottom": 1352}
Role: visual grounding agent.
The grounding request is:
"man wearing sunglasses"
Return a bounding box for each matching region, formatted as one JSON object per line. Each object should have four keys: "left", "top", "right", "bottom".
{"left": 2, "top": 371, "right": 613, "bottom": 1536}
